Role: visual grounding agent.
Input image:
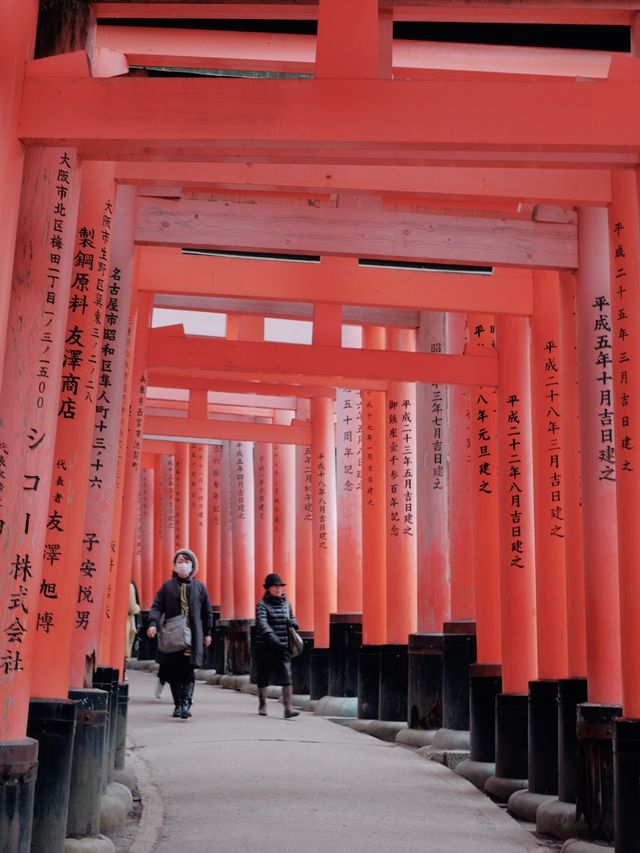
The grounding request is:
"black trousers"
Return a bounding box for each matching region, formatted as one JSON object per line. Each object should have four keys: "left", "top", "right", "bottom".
{"left": 256, "top": 645, "right": 292, "bottom": 688}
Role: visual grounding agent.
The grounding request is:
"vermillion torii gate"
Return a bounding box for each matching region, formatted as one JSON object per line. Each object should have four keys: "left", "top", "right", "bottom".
{"left": 2, "top": 2, "right": 640, "bottom": 852}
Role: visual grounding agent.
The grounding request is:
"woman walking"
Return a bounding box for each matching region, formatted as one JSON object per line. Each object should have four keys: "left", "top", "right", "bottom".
{"left": 147, "top": 548, "right": 212, "bottom": 719}
{"left": 255, "top": 572, "right": 299, "bottom": 719}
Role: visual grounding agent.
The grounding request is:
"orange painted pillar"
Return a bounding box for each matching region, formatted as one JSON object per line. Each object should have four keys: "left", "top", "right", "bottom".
{"left": 362, "top": 327, "right": 387, "bottom": 646}
{"left": 32, "top": 162, "right": 116, "bottom": 699}
{"left": 0, "top": 147, "right": 80, "bottom": 738}
{"left": 295, "top": 436, "right": 314, "bottom": 632}
{"left": 494, "top": 314, "right": 538, "bottom": 781}
{"left": 386, "top": 328, "right": 418, "bottom": 643}
{"left": 0, "top": 0, "right": 38, "bottom": 391}
{"left": 336, "top": 387, "right": 363, "bottom": 613}
{"left": 468, "top": 315, "right": 502, "bottom": 666}
{"left": 575, "top": 208, "right": 622, "bottom": 706}
{"left": 139, "top": 466, "right": 155, "bottom": 608}
{"left": 416, "top": 313, "right": 450, "bottom": 633}
{"left": 189, "top": 443, "right": 208, "bottom": 586}
{"left": 530, "top": 270, "right": 569, "bottom": 680}
{"left": 273, "top": 412, "right": 296, "bottom": 603}
{"left": 446, "top": 312, "right": 475, "bottom": 621}
{"left": 174, "top": 442, "right": 190, "bottom": 549}
{"left": 219, "top": 441, "right": 235, "bottom": 620}
{"left": 158, "top": 453, "right": 176, "bottom": 590}
{"left": 231, "top": 440, "right": 255, "bottom": 620}
{"left": 608, "top": 171, "right": 640, "bottom": 718}
{"left": 254, "top": 436, "right": 273, "bottom": 604}
{"left": 207, "top": 444, "right": 222, "bottom": 607}
{"left": 311, "top": 396, "right": 338, "bottom": 649}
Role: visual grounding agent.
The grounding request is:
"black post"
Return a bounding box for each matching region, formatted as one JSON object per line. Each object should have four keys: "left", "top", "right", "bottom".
{"left": 357, "top": 645, "right": 380, "bottom": 720}
{"left": 469, "top": 664, "right": 502, "bottom": 762}
{"left": 0, "top": 738, "right": 38, "bottom": 853}
{"left": 291, "top": 631, "right": 314, "bottom": 695}
{"left": 495, "top": 693, "right": 529, "bottom": 780}
{"left": 328, "top": 613, "right": 362, "bottom": 697}
{"left": 309, "top": 647, "right": 329, "bottom": 700}
{"left": 379, "top": 644, "right": 408, "bottom": 722}
{"left": 558, "top": 677, "right": 588, "bottom": 803}
{"left": 408, "top": 633, "right": 442, "bottom": 729}
{"left": 66, "top": 689, "right": 109, "bottom": 839}
{"left": 204, "top": 605, "right": 220, "bottom": 669}
{"left": 27, "top": 698, "right": 77, "bottom": 853}
{"left": 213, "top": 619, "right": 229, "bottom": 674}
{"left": 614, "top": 717, "right": 640, "bottom": 853}
{"left": 576, "top": 702, "right": 621, "bottom": 843}
{"left": 528, "top": 679, "right": 559, "bottom": 794}
{"left": 442, "top": 621, "right": 476, "bottom": 730}
{"left": 114, "top": 682, "right": 129, "bottom": 771}
{"left": 92, "top": 666, "right": 119, "bottom": 786}
{"left": 227, "top": 619, "right": 252, "bottom": 674}
{"left": 137, "top": 609, "right": 156, "bottom": 660}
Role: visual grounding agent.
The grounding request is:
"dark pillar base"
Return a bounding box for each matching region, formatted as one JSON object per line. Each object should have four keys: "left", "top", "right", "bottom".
{"left": 213, "top": 619, "right": 229, "bottom": 674}
{"left": 0, "top": 738, "right": 38, "bottom": 853}
{"left": 66, "top": 689, "right": 109, "bottom": 839}
{"left": 328, "top": 613, "right": 362, "bottom": 697}
{"left": 558, "top": 677, "right": 588, "bottom": 803}
{"left": 249, "top": 623, "right": 258, "bottom": 685}
{"left": 92, "top": 666, "right": 119, "bottom": 785}
{"left": 379, "top": 644, "right": 408, "bottom": 722}
{"left": 27, "top": 698, "right": 77, "bottom": 853}
{"left": 408, "top": 633, "right": 442, "bottom": 729}
{"left": 443, "top": 621, "right": 477, "bottom": 730}
{"left": 309, "top": 648, "right": 329, "bottom": 700}
{"left": 495, "top": 692, "right": 529, "bottom": 780}
{"left": 469, "top": 664, "right": 502, "bottom": 763}
{"left": 203, "top": 606, "right": 220, "bottom": 670}
{"left": 114, "top": 683, "right": 129, "bottom": 772}
{"left": 357, "top": 645, "right": 380, "bottom": 720}
{"left": 291, "top": 631, "right": 314, "bottom": 695}
{"left": 227, "top": 619, "right": 253, "bottom": 675}
{"left": 528, "top": 679, "right": 559, "bottom": 795}
{"left": 137, "top": 609, "right": 156, "bottom": 660}
{"left": 576, "top": 702, "right": 621, "bottom": 843}
{"left": 614, "top": 716, "right": 640, "bottom": 853}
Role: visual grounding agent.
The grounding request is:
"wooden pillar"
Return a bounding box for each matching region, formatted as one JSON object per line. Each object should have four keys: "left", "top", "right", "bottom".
{"left": 0, "top": 147, "right": 80, "bottom": 738}
{"left": 575, "top": 208, "right": 622, "bottom": 705}
{"left": 416, "top": 313, "right": 450, "bottom": 633}
{"left": 189, "top": 443, "right": 208, "bottom": 585}
{"left": 139, "top": 466, "right": 155, "bottom": 608}
{"left": 530, "top": 271, "right": 569, "bottom": 680}
{"left": 158, "top": 453, "right": 175, "bottom": 590}
{"left": 316, "top": 0, "right": 392, "bottom": 80}
{"left": 174, "top": 442, "right": 190, "bottom": 549}
{"left": 495, "top": 315, "right": 538, "bottom": 694}
{"left": 336, "top": 387, "right": 363, "bottom": 613}
{"left": 386, "top": 328, "right": 418, "bottom": 643}
{"left": 273, "top": 411, "right": 296, "bottom": 602}
{"left": 32, "top": 161, "right": 116, "bottom": 699}
{"left": 0, "top": 0, "right": 38, "bottom": 391}
{"left": 207, "top": 444, "right": 222, "bottom": 606}
{"left": 231, "top": 440, "right": 255, "bottom": 620}
{"left": 362, "top": 326, "right": 387, "bottom": 645}
{"left": 254, "top": 436, "right": 273, "bottom": 603}
{"left": 219, "top": 441, "right": 234, "bottom": 620}
{"left": 295, "top": 439, "right": 314, "bottom": 632}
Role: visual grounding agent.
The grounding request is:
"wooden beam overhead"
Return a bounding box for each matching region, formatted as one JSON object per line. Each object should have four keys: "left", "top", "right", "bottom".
{"left": 146, "top": 369, "right": 337, "bottom": 398}
{"left": 144, "top": 414, "right": 312, "bottom": 445}
{"left": 146, "top": 328, "right": 500, "bottom": 386}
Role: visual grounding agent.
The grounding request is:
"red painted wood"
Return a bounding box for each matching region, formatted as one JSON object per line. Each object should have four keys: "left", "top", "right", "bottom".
{"left": 311, "top": 396, "right": 337, "bottom": 648}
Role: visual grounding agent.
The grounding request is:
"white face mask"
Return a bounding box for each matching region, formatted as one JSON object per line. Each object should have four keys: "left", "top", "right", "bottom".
{"left": 175, "top": 561, "right": 192, "bottom": 577}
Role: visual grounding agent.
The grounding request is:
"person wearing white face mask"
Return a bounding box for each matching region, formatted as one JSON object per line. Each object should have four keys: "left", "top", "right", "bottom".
{"left": 147, "top": 548, "right": 213, "bottom": 719}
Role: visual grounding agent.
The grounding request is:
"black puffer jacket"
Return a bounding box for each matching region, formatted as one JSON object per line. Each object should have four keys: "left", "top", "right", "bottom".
{"left": 255, "top": 593, "right": 297, "bottom": 649}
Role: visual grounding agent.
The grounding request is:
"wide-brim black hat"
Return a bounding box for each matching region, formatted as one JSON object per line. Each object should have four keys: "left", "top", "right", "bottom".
{"left": 263, "top": 572, "right": 286, "bottom": 588}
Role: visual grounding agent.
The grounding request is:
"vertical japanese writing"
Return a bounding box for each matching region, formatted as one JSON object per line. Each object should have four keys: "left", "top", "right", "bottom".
{"left": 273, "top": 444, "right": 281, "bottom": 534}
{"left": 543, "top": 338, "right": 565, "bottom": 538}
{"left": 505, "top": 393, "right": 526, "bottom": 569}
{"left": 235, "top": 442, "right": 245, "bottom": 520}
{"left": 611, "top": 219, "right": 634, "bottom": 474}
{"left": 303, "top": 446, "right": 312, "bottom": 522}
{"left": 317, "top": 452, "right": 327, "bottom": 549}
{"left": 591, "top": 294, "right": 616, "bottom": 481}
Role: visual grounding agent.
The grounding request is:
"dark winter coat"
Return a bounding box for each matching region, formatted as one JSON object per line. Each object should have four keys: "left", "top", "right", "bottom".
{"left": 255, "top": 593, "right": 297, "bottom": 649}
{"left": 149, "top": 577, "right": 213, "bottom": 669}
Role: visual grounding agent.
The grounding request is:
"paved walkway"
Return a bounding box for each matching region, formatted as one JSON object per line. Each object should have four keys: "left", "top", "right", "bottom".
{"left": 125, "top": 669, "right": 546, "bottom": 853}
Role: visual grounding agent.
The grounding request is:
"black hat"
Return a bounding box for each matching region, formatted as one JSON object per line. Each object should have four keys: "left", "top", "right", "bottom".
{"left": 263, "top": 572, "right": 286, "bottom": 588}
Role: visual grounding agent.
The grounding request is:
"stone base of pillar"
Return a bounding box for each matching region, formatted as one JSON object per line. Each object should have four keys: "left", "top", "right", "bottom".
{"left": 114, "top": 683, "right": 129, "bottom": 772}
{"left": 408, "top": 633, "right": 442, "bottom": 729}
{"left": 485, "top": 692, "right": 529, "bottom": 802}
{"left": 213, "top": 620, "right": 229, "bottom": 674}
{"left": 558, "top": 678, "right": 588, "bottom": 803}
{"left": 0, "top": 738, "right": 38, "bottom": 853}
{"left": 309, "top": 648, "right": 329, "bottom": 700}
{"left": 379, "top": 644, "right": 408, "bottom": 722}
{"left": 328, "top": 613, "right": 362, "bottom": 697}
{"left": 291, "top": 631, "right": 314, "bottom": 696}
{"left": 66, "top": 689, "right": 109, "bottom": 839}
{"left": 27, "top": 698, "right": 77, "bottom": 853}
{"left": 92, "top": 668, "right": 119, "bottom": 786}
{"left": 529, "top": 679, "right": 560, "bottom": 795}
{"left": 443, "top": 621, "right": 477, "bottom": 730}
{"left": 614, "top": 717, "right": 640, "bottom": 853}
{"left": 454, "top": 759, "right": 496, "bottom": 792}
{"left": 576, "top": 702, "right": 621, "bottom": 843}
{"left": 469, "top": 664, "right": 501, "bottom": 762}
{"left": 357, "top": 645, "right": 380, "bottom": 720}
{"left": 227, "top": 619, "right": 253, "bottom": 675}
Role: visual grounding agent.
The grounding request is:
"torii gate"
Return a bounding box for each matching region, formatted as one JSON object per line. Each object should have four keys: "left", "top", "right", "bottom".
{"left": 2, "top": 2, "right": 640, "bottom": 852}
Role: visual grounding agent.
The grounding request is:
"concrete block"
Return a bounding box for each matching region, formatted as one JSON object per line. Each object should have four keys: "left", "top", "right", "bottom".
{"left": 240, "top": 682, "right": 258, "bottom": 695}
{"left": 194, "top": 669, "right": 217, "bottom": 681}
{"left": 485, "top": 774, "right": 528, "bottom": 803}
{"left": 561, "top": 841, "right": 613, "bottom": 853}
{"left": 64, "top": 835, "right": 116, "bottom": 852}
{"left": 536, "top": 799, "right": 589, "bottom": 841}
{"left": 313, "top": 696, "right": 357, "bottom": 718}
{"left": 265, "top": 685, "right": 283, "bottom": 699}
{"left": 431, "top": 728, "right": 471, "bottom": 750}
{"left": 508, "top": 789, "right": 556, "bottom": 823}
{"left": 292, "top": 694, "right": 309, "bottom": 708}
{"left": 205, "top": 673, "right": 222, "bottom": 685}
{"left": 112, "top": 756, "right": 136, "bottom": 792}
{"left": 395, "top": 728, "right": 437, "bottom": 748}
{"left": 106, "top": 782, "right": 133, "bottom": 812}
{"left": 454, "top": 759, "right": 496, "bottom": 792}
{"left": 235, "top": 675, "right": 251, "bottom": 690}
{"left": 364, "top": 721, "right": 408, "bottom": 742}
{"left": 99, "top": 793, "right": 127, "bottom": 836}
{"left": 219, "top": 674, "right": 237, "bottom": 690}
{"left": 417, "top": 747, "right": 470, "bottom": 770}
{"left": 299, "top": 698, "right": 316, "bottom": 712}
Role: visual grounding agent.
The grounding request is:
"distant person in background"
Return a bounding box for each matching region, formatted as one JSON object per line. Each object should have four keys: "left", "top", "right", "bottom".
{"left": 255, "top": 572, "right": 299, "bottom": 719}
{"left": 147, "top": 548, "right": 212, "bottom": 720}
{"left": 126, "top": 581, "right": 141, "bottom": 658}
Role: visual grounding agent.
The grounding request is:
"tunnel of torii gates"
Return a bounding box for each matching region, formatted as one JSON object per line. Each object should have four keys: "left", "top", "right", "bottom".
{"left": 5, "top": 0, "right": 640, "bottom": 850}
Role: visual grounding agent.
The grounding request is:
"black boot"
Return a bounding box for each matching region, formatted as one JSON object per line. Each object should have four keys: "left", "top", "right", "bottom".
{"left": 181, "top": 681, "right": 195, "bottom": 719}
{"left": 170, "top": 683, "right": 181, "bottom": 718}
{"left": 258, "top": 687, "right": 267, "bottom": 716}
